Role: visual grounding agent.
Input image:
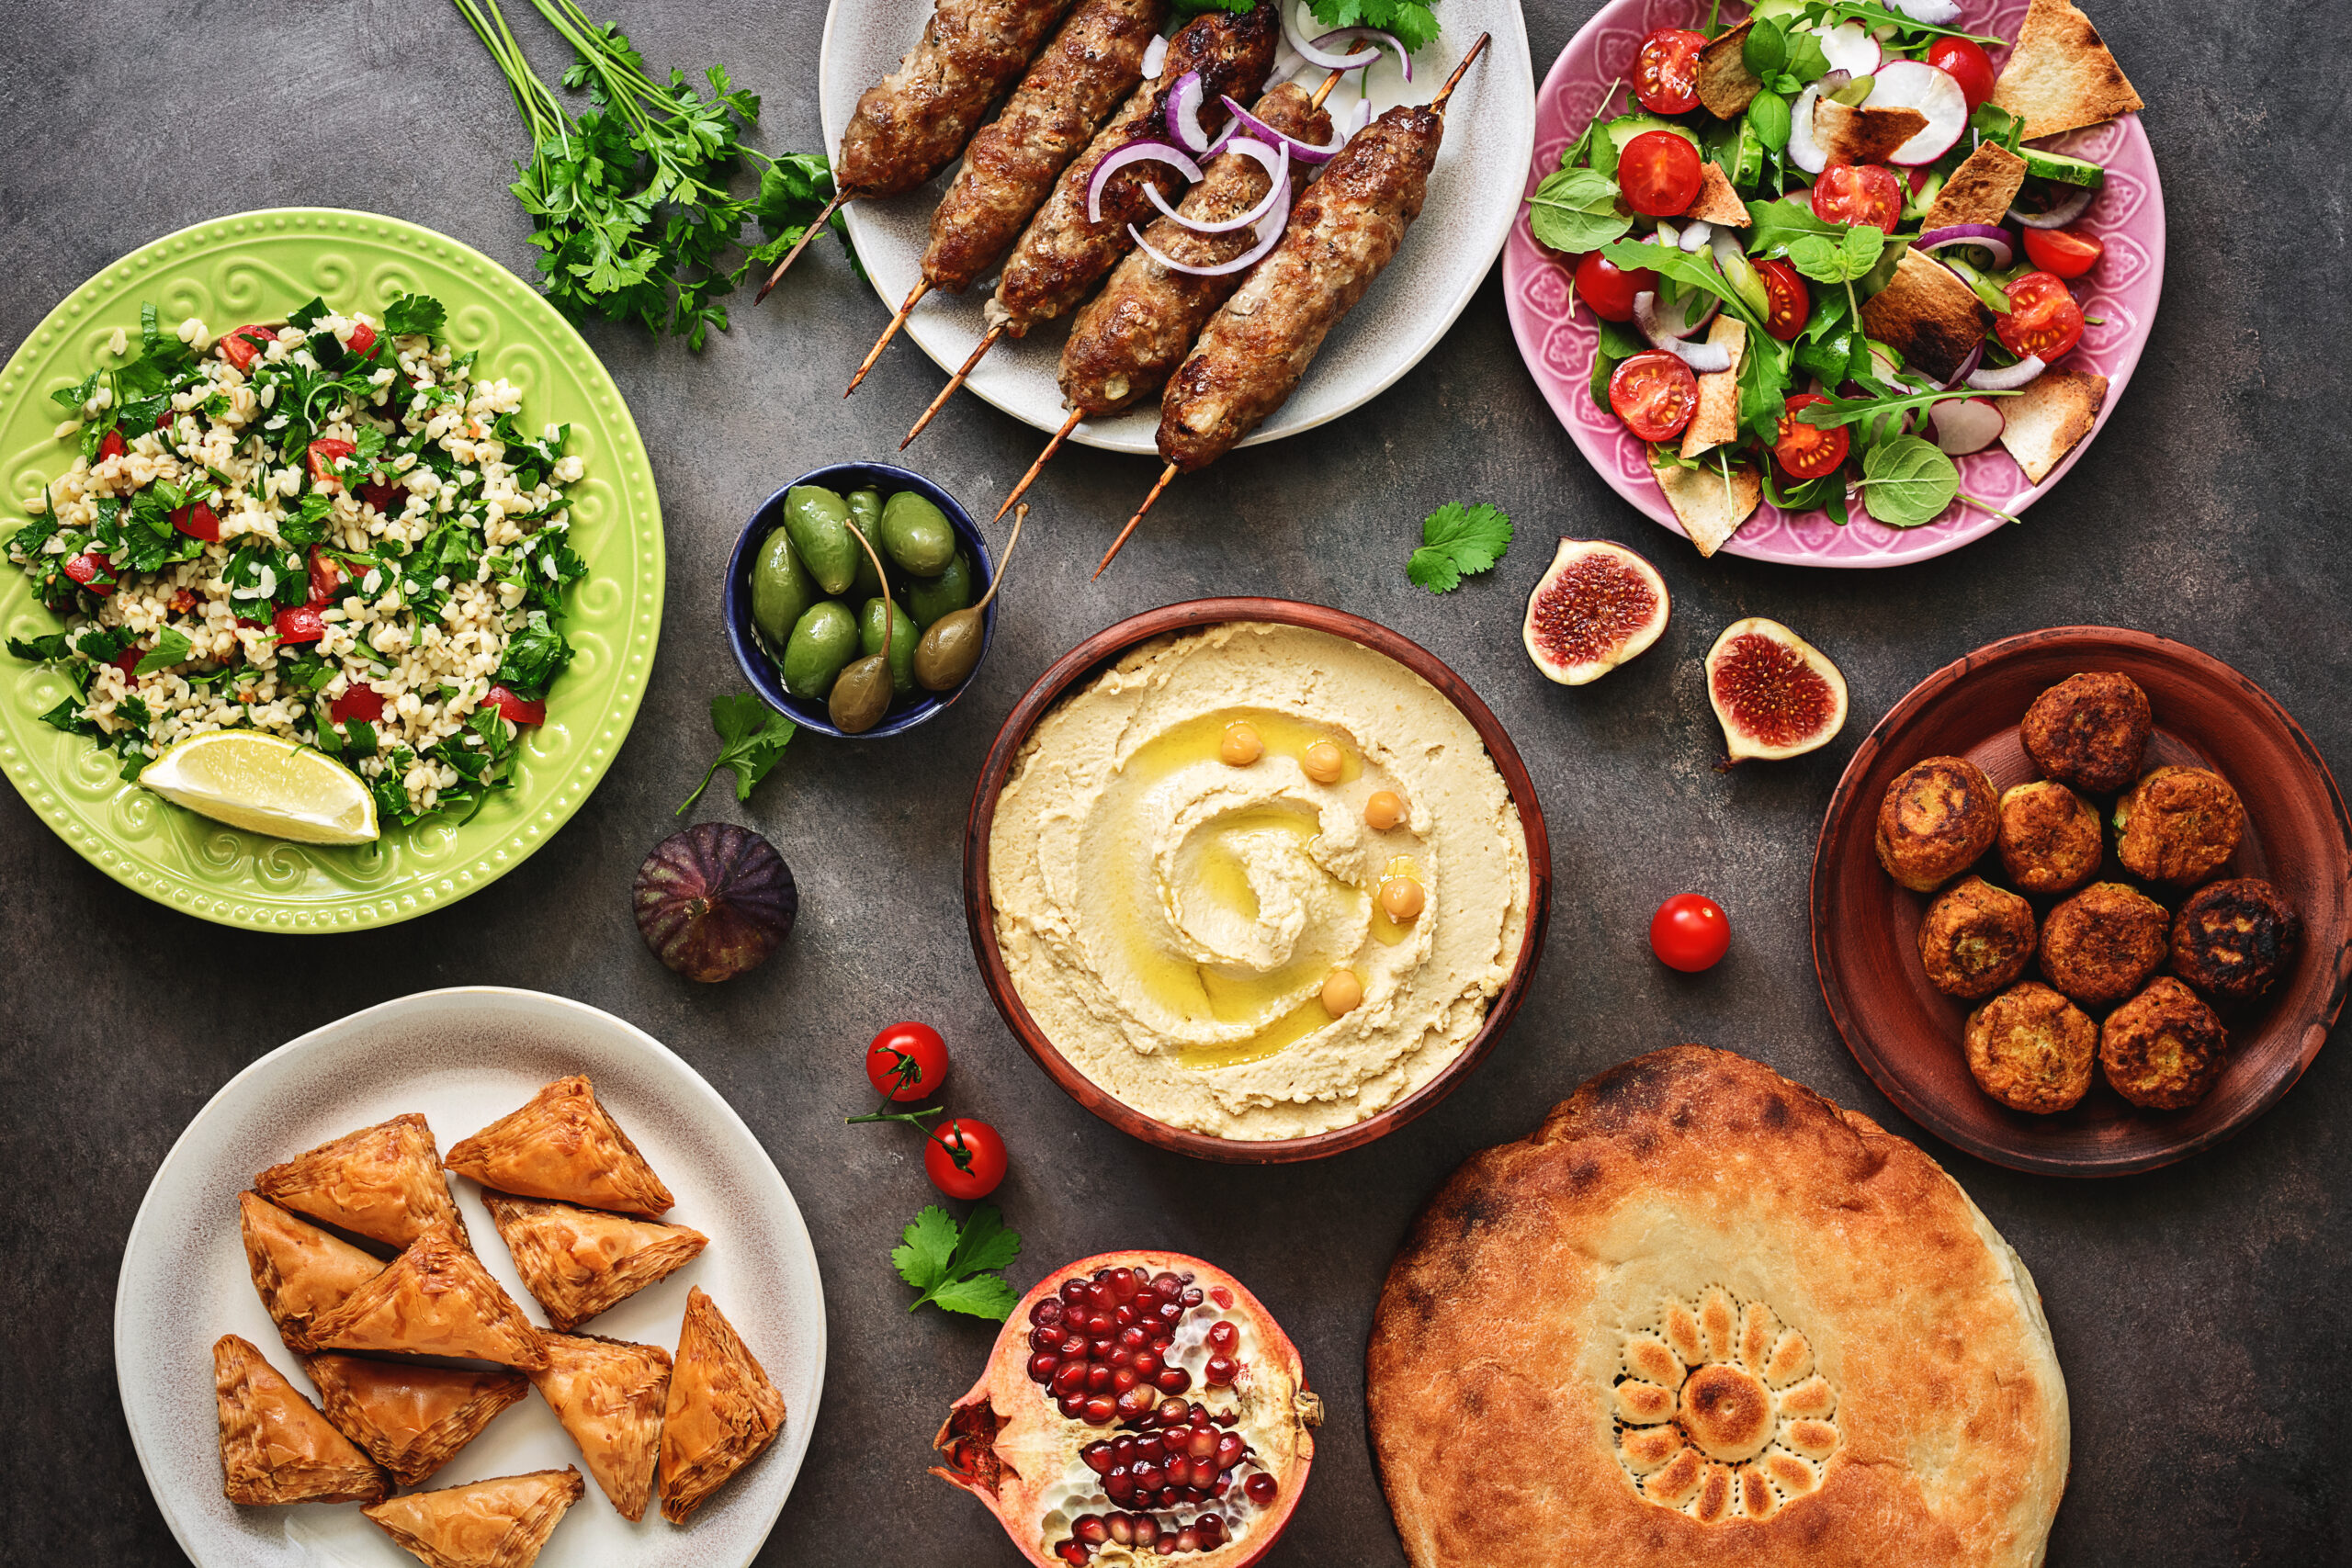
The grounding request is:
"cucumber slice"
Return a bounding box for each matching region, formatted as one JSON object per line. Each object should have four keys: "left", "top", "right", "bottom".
{"left": 1938, "top": 254, "right": 2017, "bottom": 315}
{"left": 2018, "top": 146, "right": 2105, "bottom": 187}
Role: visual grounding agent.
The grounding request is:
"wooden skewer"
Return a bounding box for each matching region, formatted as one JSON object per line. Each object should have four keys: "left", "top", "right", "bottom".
{"left": 847, "top": 281, "right": 931, "bottom": 397}
{"left": 902, "top": 325, "right": 1003, "bottom": 449}
{"left": 1430, "top": 29, "right": 1489, "bottom": 114}
{"left": 755, "top": 191, "right": 849, "bottom": 303}
{"left": 996, "top": 409, "right": 1083, "bottom": 521}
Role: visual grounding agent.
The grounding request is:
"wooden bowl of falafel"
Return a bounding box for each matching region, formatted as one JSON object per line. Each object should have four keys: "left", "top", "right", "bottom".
{"left": 1811, "top": 626, "right": 2352, "bottom": 1177}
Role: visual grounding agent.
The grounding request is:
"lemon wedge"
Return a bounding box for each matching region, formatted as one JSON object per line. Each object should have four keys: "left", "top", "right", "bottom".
{"left": 141, "top": 731, "right": 379, "bottom": 844}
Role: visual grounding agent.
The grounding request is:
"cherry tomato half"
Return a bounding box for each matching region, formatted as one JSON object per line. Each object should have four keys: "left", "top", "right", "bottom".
{"left": 1755, "top": 258, "right": 1811, "bottom": 342}
{"left": 63, "top": 550, "right": 114, "bottom": 597}
{"left": 1619, "top": 130, "right": 1703, "bottom": 218}
{"left": 483, "top": 684, "right": 547, "bottom": 726}
{"left": 1634, "top": 28, "right": 1707, "bottom": 116}
{"left": 96, "top": 428, "right": 128, "bottom": 464}
{"left": 345, "top": 321, "right": 378, "bottom": 360}
{"left": 1774, "top": 391, "right": 1850, "bottom": 480}
{"left": 1650, "top": 893, "right": 1731, "bottom": 973}
{"left": 172, "top": 501, "right": 220, "bottom": 542}
{"left": 925, "top": 1118, "right": 1008, "bottom": 1201}
{"left": 306, "top": 437, "right": 356, "bottom": 485}
{"left": 330, "top": 684, "right": 384, "bottom": 724}
{"left": 1996, "top": 270, "right": 2086, "bottom": 360}
{"left": 1810, "top": 161, "right": 1904, "bottom": 231}
{"left": 307, "top": 547, "right": 343, "bottom": 607}
{"left": 1574, "top": 249, "right": 1658, "bottom": 322}
{"left": 1609, "top": 351, "right": 1701, "bottom": 444}
{"left": 220, "top": 323, "right": 276, "bottom": 373}
{"left": 273, "top": 605, "right": 327, "bottom": 644}
{"left": 1925, "top": 38, "right": 1996, "bottom": 110}
{"left": 2021, "top": 226, "right": 2105, "bottom": 279}
{"left": 866, "top": 1021, "right": 950, "bottom": 1103}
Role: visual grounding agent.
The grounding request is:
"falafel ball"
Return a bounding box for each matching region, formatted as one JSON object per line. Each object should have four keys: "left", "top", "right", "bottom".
{"left": 1917, "top": 875, "right": 2039, "bottom": 998}
{"left": 2171, "top": 877, "right": 2302, "bottom": 1005}
{"left": 1996, "top": 780, "right": 2104, "bottom": 896}
{"left": 2020, "top": 671, "right": 2153, "bottom": 793}
{"left": 1875, "top": 756, "right": 2000, "bottom": 892}
{"left": 1964, "top": 980, "right": 2096, "bottom": 1113}
{"left": 2115, "top": 765, "right": 2245, "bottom": 885}
{"left": 2040, "top": 881, "right": 2169, "bottom": 1007}
{"left": 2099, "top": 976, "right": 2229, "bottom": 1110}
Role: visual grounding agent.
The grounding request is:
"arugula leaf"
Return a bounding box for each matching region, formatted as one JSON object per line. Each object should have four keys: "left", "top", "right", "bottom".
{"left": 382, "top": 293, "right": 447, "bottom": 336}
{"left": 894, "top": 1204, "right": 1023, "bottom": 1320}
{"left": 1786, "top": 224, "right": 1886, "bottom": 285}
{"left": 1526, "top": 167, "right": 1631, "bottom": 256}
{"left": 1408, "top": 502, "right": 1513, "bottom": 594}
{"left": 133, "top": 628, "right": 193, "bottom": 677}
{"left": 677, "top": 693, "right": 797, "bottom": 814}
{"left": 1796, "top": 384, "right": 2018, "bottom": 441}
{"left": 1804, "top": 0, "right": 2005, "bottom": 46}
{"left": 1855, "top": 434, "right": 1961, "bottom": 527}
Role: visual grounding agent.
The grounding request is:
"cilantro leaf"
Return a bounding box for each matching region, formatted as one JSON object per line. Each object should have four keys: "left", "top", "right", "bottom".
{"left": 676, "top": 693, "right": 797, "bottom": 815}
{"left": 1408, "top": 502, "right": 1514, "bottom": 595}
{"left": 892, "top": 1205, "right": 961, "bottom": 1292}
{"left": 381, "top": 293, "right": 447, "bottom": 337}
{"left": 895, "top": 1203, "right": 1023, "bottom": 1320}
{"left": 927, "top": 1274, "right": 1023, "bottom": 1320}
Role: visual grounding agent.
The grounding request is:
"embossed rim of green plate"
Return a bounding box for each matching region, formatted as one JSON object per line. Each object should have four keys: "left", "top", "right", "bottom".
{"left": 0, "top": 209, "right": 663, "bottom": 931}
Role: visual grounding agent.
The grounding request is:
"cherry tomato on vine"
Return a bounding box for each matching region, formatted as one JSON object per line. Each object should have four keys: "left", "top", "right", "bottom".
{"left": 1996, "top": 271, "right": 2085, "bottom": 360}
{"left": 1634, "top": 28, "right": 1707, "bottom": 115}
{"left": 866, "top": 1021, "right": 950, "bottom": 1103}
{"left": 1754, "top": 258, "right": 1810, "bottom": 342}
{"left": 1774, "top": 391, "right": 1850, "bottom": 481}
{"left": 2021, "top": 226, "right": 2104, "bottom": 279}
{"left": 1809, "top": 161, "right": 1904, "bottom": 231}
{"left": 1609, "top": 351, "right": 1700, "bottom": 443}
{"left": 1925, "top": 38, "right": 1996, "bottom": 110}
{"left": 1574, "top": 249, "right": 1657, "bottom": 322}
{"left": 926, "top": 1118, "right": 1008, "bottom": 1201}
{"left": 1650, "top": 894, "right": 1731, "bottom": 973}
{"left": 1619, "top": 130, "right": 1703, "bottom": 217}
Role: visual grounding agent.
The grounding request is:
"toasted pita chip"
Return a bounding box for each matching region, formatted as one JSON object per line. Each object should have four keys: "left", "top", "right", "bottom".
{"left": 1651, "top": 454, "right": 1761, "bottom": 558}
{"left": 1813, "top": 96, "right": 1929, "bottom": 164}
{"left": 1921, "top": 141, "right": 2030, "bottom": 231}
{"left": 1999, "top": 369, "right": 2109, "bottom": 482}
{"left": 1680, "top": 317, "right": 1749, "bottom": 460}
{"left": 1687, "top": 163, "right": 1751, "bottom": 228}
{"left": 309, "top": 1231, "right": 548, "bottom": 1371}
{"left": 1860, "top": 249, "right": 1991, "bottom": 386}
{"left": 305, "top": 1355, "right": 530, "bottom": 1488}
{"left": 1696, "top": 23, "right": 1760, "bottom": 118}
{"left": 213, "top": 1335, "right": 389, "bottom": 1506}
{"left": 364, "top": 1469, "right": 583, "bottom": 1568}
{"left": 1990, "top": 0, "right": 2143, "bottom": 139}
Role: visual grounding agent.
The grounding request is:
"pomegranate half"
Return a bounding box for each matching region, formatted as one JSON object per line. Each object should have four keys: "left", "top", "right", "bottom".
{"left": 933, "top": 1251, "right": 1319, "bottom": 1566}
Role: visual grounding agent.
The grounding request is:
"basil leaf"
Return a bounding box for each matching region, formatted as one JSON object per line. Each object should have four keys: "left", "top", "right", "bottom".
{"left": 1858, "top": 435, "right": 1960, "bottom": 527}
{"left": 1526, "top": 167, "right": 1632, "bottom": 256}
{"left": 1743, "top": 18, "right": 1786, "bottom": 78}
{"left": 1747, "top": 88, "right": 1792, "bottom": 152}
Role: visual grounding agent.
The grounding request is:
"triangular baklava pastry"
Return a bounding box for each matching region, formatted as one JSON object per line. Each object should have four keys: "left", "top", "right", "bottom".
{"left": 254, "top": 1112, "right": 469, "bottom": 1250}
{"left": 239, "top": 1190, "right": 389, "bottom": 1351}
{"left": 304, "top": 1354, "right": 530, "bottom": 1487}
{"left": 445, "top": 1077, "right": 674, "bottom": 1216}
{"left": 213, "top": 1334, "right": 388, "bottom": 1506}
{"left": 659, "top": 1288, "right": 786, "bottom": 1524}
{"left": 529, "top": 1333, "right": 673, "bottom": 1521}
{"left": 484, "top": 1191, "right": 708, "bottom": 1331}
{"left": 362, "top": 1467, "right": 584, "bottom": 1568}
{"left": 309, "top": 1231, "right": 548, "bottom": 1371}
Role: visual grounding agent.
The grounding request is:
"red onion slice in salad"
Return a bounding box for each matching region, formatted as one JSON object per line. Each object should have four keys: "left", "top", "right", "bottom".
{"left": 1219, "top": 92, "right": 1351, "bottom": 163}
{"left": 1966, "top": 354, "right": 2046, "bottom": 391}
{"left": 1088, "top": 140, "right": 1205, "bottom": 224}
{"left": 1634, "top": 293, "right": 1731, "bottom": 369}
{"left": 1311, "top": 27, "right": 1411, "bottom": 80}
{"left": 1145, "top": 137, "right": 1289, "bottom": 232}
{"left": 1283, "top": 0, "right": 1381, "bottom": 69}
{"left": 1917, "top": 223, "right": 2016, "bottom": 268}
{"left": 1130, "top": 178, "right": 1293, "bottom": 276}
{"left": 1942, "top": 341, "right": 1984, "bottom": 389}
{"left": 1166, "top": 71, "right": 1212, "bottom": 152}
{"left": 2009, "top": 183, "right": 2097, "bottom": 229}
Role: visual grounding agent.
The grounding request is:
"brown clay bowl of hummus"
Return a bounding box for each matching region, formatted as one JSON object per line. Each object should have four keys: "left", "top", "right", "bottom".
{"left": 964, "top": 599, "right": 1552, "bottom": 1163}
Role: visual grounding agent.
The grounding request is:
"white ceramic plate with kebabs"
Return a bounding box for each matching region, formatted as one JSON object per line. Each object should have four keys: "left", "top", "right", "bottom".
{"left": 816, "top": 0, "right": 1534, "bottom": 463}
{"left": 114, "top": 987, "right": 824, "bottom": 1568}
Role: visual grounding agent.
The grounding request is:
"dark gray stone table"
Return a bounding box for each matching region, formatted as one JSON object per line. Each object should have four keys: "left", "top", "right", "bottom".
{"left": 3, "top": 0, "right": 2345, "bottom": 1562}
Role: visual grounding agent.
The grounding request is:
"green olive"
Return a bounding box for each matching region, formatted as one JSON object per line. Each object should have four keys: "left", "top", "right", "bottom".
{"left": 904, "top": 549, "right": 977, "bottom": 627}
{"left": 783, "top": 485, "right": 858, "bottom": 595}
{"left": 914, "top": 606, "right": 987, "bottom": 693}
{"left": 860, "top": 597, "right": 918, "bottom": 697}
{"left": 828, "top": 653, "right": 894, "bottom": 733}
{"left": 880, "top": 491, "right": 958, "bottom": 577}
{"left": 846, "top": 490, "right": 886, "bottom": 598}
{"left": 780, "top": 600, "right": 860, "bottom": 699}
{"left": 750, "top": 526, "right": 818, "bottom": 649}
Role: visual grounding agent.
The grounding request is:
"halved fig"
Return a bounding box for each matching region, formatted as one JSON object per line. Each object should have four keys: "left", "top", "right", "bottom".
{"left": 1705, "top": 617, "right": 1850, "bottom": 763}
{"left": 933, "top": 1251, "right": 1319, "bottom": 1567}
{"left": 1521, "top": 539, "right": 1671, "bottom": 686}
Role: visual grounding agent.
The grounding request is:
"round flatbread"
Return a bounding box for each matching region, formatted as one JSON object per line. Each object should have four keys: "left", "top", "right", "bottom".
{"left": 1368, "top": 1046, "right": 2067, "bottom": 1568}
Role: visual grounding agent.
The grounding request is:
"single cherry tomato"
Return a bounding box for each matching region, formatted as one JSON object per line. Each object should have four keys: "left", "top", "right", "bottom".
{"left": 1633, "top": 28, "right": 1707, "bottom": 116}
{"left": 111, "top": 646, "right": 143, "bottom": 682}
{"left": 483, "top": 684, "right": 546, "bottom": 726}
{"left": 1609, "top": 351, "right": 1701, "bottom": 443}
{"left": 306, "top": 437, "right": 356, "bottom": 485}
{"left": 924, "top": 1118, "right": 1008, "bottom": 1201}
{"left": 2021, "top": 226, "right": 2105, "bottom": 279}
{"left": 272, "top": 604, "right": 327, "bottom": 644}
{"left": 220, "top": 323, "right": 276, "bottom": 372}
{"left": 1774, "top": 391, "right": 1851, "bottom": 480}
{"left": 1754, "top": 258, "right": 1811, "bottom": 342}
{"left": 358, "top": 479, "right": 403, "bottom": 515}
{"left": 1809, "top": 161, "right": 1904, "bottom": 231}
{"left": 171, "top": 501, "right": 220, "bottom": 542}
{"left": 63, "top": 550, "right": 114, "bottom": 597}
{"left": 1996, "top": 270, "right": 2086, "bottom": 360}
{"left": 1574, "top": 249, "right": 1658, "bottom": 322}
{"left": 865, "top": 1021, "right": 950, "bottom": 1103}
{"left": 345, "top": 321, "right": 378, "bottom": 359}
{"left": 1925, "top": 38, "right": 1996, "bottom": 110}
{"left": 1619, "top": 130, "right": 1704, "bottom": 218}
{"left": 96, "top": 427, "right": 128, "bottom": 464}
{"left": 1650, "top": 893, "right": 1731, "bottom": 972}
{"left": 330, "top": 684, "right": 384, "bottom": 723}
{"left": 307, "top": 547, "right": 343, "bottom": 607}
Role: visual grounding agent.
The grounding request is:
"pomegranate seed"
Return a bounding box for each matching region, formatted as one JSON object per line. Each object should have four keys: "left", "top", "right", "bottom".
{"left": 1185, "top": 1427, "right": 1216, "bottom": 1461}
{"left": 1082, "top": 1441, "right": 1114, "bottom": 1474}
{"left": 1113, "top": 1437, "right": 1138, "bottom": 1461}
{"left": 1211, "top": 1472, "right": 1232, "bottom": 1498}
{"left": 1206, "top": 1321, "right": 1238, "bottom": 1351}
{"left": 1188, "top": 1403, "right": 1209, "bottom": 1422}
{"left": 1176, "top": 1528, "right": 1201, "bottom": 1551}
{"left": 1087, "top": 1364, "right": 1114, "bottom": 1393}
{"left": 1110, "top": 1270, "right": 1139, "bottom": 1302}
{"left": 1156, "top": 1530, "right": 1181, "bottom": 1555}
{"left": 1056, "top": 1540, "right": 1087, "bottom": 1565}
{"left": 1119, "top": 1325, "right": 1148, "bottom": 1349}
{"left": 1033, "top": 1326, "right": 1061, "bottom": 1351}
{"left": 1091, "top": 1337, "right": 1115, "bottom": 1359}
{"left": 1114, "top": 1304, "right": 1136, "bottom": 1327}
{"left": 1130, "top": 1350, "right": 1162, "bottom": 1380}
{"left": 1156, "top": 1368, "right": 1192, "bottom": 1393}
{"left": 1062, "top": 1280, "right": 1090, "bottom": 1306}
{"left": 1153, "top": 1273, "right": 1182, "bottom": 1295}
{"left": 1181, "top": 1287, "right": 1204, "bottom": 1307}
{"left": 1060, "top": 1332, "right": 1088, "bottom": 1356}
{"left": 1054, "top": 1363, "right": 1088, "bottom": 1396}
{"left": 1245, "top": 1473, "right": 1277, "bottom": 1506}
{"left": 1105, "top": 1470, "right": 1136, "bottom": 1503}
{"left": 1213, "top": 1410, "right": 1238, "bottom": 1427}
{"left": 1059, "top": 1393, "right": 1087, "bottom": 1418}
{"left": 1156, "top": 1302, "right": 1183, "bottom": 1324}
{"left": 1205, "top": 1356, "right": 1237, "bottom": 1387}
{"left": 1089, "top": 1282, "right": 1116, "bottom": 1312}
{"left": 1115, "top": 1384, "right": 1156, "bottom": 1418}
{"left": 1133, "top": 1289, "right": 1161, "bottom": 1314}
{"left": 1134, "top": 1465, "right": 1166, "bottom": 1493}
{"left": 1210, "top": 1287, "right": 1234, "bottom": 1309}
{"left": 1156, "top": 1397, "right": 1189, "bottom": 1425}
{"left": 1087, "top": 1313, "right": 1114, "bottom": 1337}
{"left": 1112, "top": 1367, "right": 1139, "bottom": 1393}
{"left": 1074, "top": 1514, "right": 1110, "bottom": 1545}
{"left": 1085, "top": 1395, "right": 1118, "bottom": 1425}
{"left": 1216, "top": 1434, "right": 1245, "bottom": 1468}
{"left": 1031, "top": 1298, "right": 1065, "bottom": 1326}
{"left": 1196, "top": 1516, "right": 1227, "bottom": 1548}
{"left": 1106, "top": 1513, "right": 1136, "bottom": 1546}
{"left": 1029, "top": 1352, "right": 1059, "bottom": 1383}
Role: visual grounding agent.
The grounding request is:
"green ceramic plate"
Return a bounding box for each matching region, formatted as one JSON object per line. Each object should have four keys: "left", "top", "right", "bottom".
{"left": 0, "top": 209, "right": 663, "bottom": 931}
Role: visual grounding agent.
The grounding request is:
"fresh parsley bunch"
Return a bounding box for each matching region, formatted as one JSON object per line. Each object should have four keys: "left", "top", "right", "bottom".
{"left": 1174, "top": 0, "right": 1442, "bottom": 58}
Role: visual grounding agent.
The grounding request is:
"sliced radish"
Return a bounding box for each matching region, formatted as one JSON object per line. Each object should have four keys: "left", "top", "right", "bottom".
{"left": 1679, "top": 220, "right": 1713, "bottom": 252}
{"left": 1634, "top": 293, "right": 1731, "bottom": 369}
{"left": 1788, "top": 79, "right": 1836, "bottom": 175}
{"left": 1930, "top": 397, "right": 2006, "bottom": 455}
{"left": 1818, "top": 22, "right": 1882, "bottom": 77}
{"left": 1889, "top": 0, "right": 1962, "bottom": 22}
{"left": 1869, "top": 61, "right": 1968, "bottom": 165}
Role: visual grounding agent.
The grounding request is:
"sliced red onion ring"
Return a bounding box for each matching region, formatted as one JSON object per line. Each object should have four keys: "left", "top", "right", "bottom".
{"left": 1146, "top": 137, "right": 1289, "bottom": 232}
{"left": 1219, "top": 92, "right": 1350, "bottom": 163}
{"left": 1634, "top": 293, "right": 1731, "bottom": 369}
{"left": 1166, "top": 71, "right": 1212, "bottom": 152}
{"left": 1966, "top": 354, "right": 2045, "bottom": 391}
{"left": 1889, "top": 0, "right": 1963, "bottom": 22}
{"left": 1089, "top": 140, "right": 1204, "bottom": 224}
{"left": 1131, "top": 177, "right": 1292, "bottom": 276}
{"left": 1311, "top": 27, "right": 1411, "bottom": 80}
{"left": 1283, "top": 0, "right": 1380, "bottom": 69}
{"left": 1142, "top": 33, "right": 1167, "bottom": 81}
{"left": 1942, "top": 341, "right": 1984, "bottom": 389}
{"left": 1917, "top": 223, "right": 2016, "bottom": 268}
{"left": 2009, "top": 183, "right": 2097, "bottom": 229}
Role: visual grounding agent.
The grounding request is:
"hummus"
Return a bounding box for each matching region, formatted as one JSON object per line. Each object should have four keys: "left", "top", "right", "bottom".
{"left": 988, "top": 622, "right": 1532, "bottom": 1140}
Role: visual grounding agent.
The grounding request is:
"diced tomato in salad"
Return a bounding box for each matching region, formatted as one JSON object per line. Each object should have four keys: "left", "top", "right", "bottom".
{"left": 482, "top": 685, "right": 546, "bottom": 726}
{"left": 2021, "top": 227, "right": 2103, "bottom": 279}
{"left": 345, "top": 321, "right": 378, "bottom": 360}
{"left": 272, "top": 605, "right": 327, "bottom": 644}
{"left": 110, "top": 646, "right": 142, "bottom": 682}
{"left": 307, "top": 547, "right": 344, "bottom": 607}
{"left": 306, "top": 437, "right": 357, "bottom": 485}
{"left": 96, "top": 428, "right": 127, "bottom": 464}
{"left": 330, "top": 684, "right": 385, "bottom": 724}
{"left": 220, "top": 323, "right": 277, "bottom": 372}
{"left": 171, "top": 501, "right": 220, "bottom": 542}
{"left": 1996, "top": 272, "right": 2086, "bottom": 360}
{"left": 63, "top": 550, "right": 114, "bottom": 596}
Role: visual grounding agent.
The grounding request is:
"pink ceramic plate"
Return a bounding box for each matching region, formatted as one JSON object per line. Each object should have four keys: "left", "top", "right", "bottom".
{"left": 1503, "top": 0, "right": 2165, "bottom": 567}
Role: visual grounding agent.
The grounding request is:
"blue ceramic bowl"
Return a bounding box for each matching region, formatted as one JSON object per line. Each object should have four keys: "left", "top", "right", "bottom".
{"left": 724, "top": 463, "right": 997, "bottom": 739}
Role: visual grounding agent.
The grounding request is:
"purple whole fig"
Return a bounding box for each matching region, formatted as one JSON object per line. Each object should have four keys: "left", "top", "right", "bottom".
{"left": 634, "top": 822, "right": 797, "bottom": 981}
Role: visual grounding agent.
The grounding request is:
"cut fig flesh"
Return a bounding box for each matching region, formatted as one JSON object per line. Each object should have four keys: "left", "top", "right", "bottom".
{"left": 1522, "top": 539, "right": 1671, "bottom": 686}
{"left": 1705, "top": 617, "right": 1850, "bottom": 762}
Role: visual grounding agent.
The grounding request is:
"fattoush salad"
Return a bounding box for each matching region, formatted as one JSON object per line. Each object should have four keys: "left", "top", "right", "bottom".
{"left": 1526, "top": 0, "right": 2143, "bottom": 554}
